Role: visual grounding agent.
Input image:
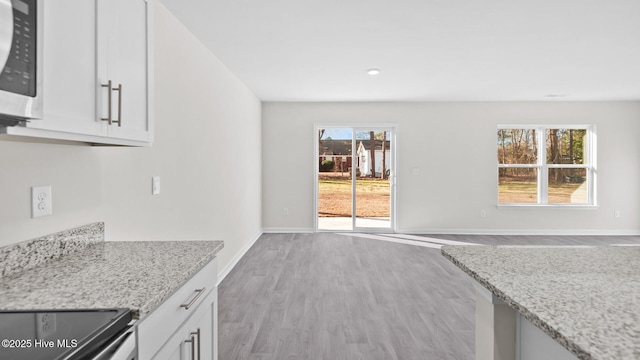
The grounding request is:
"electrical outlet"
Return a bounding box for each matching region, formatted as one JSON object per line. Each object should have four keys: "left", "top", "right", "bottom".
{"left": 480, "top": 209, "right": 487, "bottom": 218}
{"left": 283, "top": 208, "right": 289, "bottom": 216}
{"left": 614, "top": 210, "right": 621, "bottom": 218}
{"left": 32, "top": 186, "right": 52, "bottom": 218}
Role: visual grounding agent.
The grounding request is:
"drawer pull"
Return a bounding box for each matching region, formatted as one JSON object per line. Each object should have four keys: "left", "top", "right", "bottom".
{"left": 180, "top": 287, "right": 206, "bottom": 310}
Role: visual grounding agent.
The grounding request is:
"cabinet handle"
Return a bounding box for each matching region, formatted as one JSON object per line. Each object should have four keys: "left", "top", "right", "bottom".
{"left": 191, "top": 328, "right": 201, "bottom": 360}
{"left": 180, "top": 287, "right": 206, "bottom": 310}
{"left": 101, "top": 80, "right": 113, "bottom": 125}
{"left": 184, "top": 335, "right": 196, "bottom": 360}
{"left": 101, "top": 81, "right": 122, "bottom": 127}
{"left": 113, "top": 83, "right": 122, "bottom": 127}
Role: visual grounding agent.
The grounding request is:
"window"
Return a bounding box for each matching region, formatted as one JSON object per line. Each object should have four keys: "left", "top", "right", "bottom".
{"left": 497, "top": 126, "right": 595, "bottom": 206}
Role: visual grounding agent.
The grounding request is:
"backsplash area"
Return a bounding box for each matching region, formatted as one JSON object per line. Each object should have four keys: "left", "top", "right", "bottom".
{"left": 0, "top": 222, "right": 104, "bottom": 278}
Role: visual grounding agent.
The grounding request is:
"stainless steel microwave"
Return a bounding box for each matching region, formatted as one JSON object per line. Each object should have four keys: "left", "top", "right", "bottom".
{"left": 0, "top": 0, "right": 42, "bottom": 126}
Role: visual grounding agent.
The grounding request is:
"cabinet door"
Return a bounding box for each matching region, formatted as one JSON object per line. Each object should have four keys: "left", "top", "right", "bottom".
{"left": 191, "top": 302, "right": 214, "bottom": 360}
{"left": 153, "top": 329, "right": 185, "bottom": 360}
{"left": 97, "top": 0, "right": 152, "bottom": 144}
{"left": 152, "top": 326, "right": 187, "bottom": 360}
{"left": 27, "top": 0, "right": 106, "bottom": 136}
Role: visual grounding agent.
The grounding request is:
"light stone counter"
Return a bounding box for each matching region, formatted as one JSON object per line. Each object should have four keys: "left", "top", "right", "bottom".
{"left": 442, "top": 245, "right": 640, "bottom": 360}
{"left": 0, "top": 223, "right": 224, "bottom": 319}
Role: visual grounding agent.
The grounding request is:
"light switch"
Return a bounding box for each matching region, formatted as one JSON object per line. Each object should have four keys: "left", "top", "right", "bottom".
{"left": 152, "top": 176, "right": 160, "bottom": 195}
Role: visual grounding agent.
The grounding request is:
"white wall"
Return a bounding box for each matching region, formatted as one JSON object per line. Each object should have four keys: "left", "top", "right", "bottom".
{"left": 0, "top": 139, "right": 104, "bottom": 243}
{"left": 0, "top": 4, "right": 262, "bottom": 275}
{"left": 262, "top": 102, "right": 640, "bottom": 234}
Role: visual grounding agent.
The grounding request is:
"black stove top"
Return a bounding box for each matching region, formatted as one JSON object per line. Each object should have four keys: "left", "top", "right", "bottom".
{"left": 0, "top": 308, "right": 132, "bottom": 360}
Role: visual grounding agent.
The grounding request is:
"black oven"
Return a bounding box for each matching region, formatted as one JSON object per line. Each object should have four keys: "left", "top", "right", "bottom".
{"left": 0, "top": 0, "right": 43, "bottom": 126}
{"left": 0, "top": 308, "right": 136, "bottom": 360}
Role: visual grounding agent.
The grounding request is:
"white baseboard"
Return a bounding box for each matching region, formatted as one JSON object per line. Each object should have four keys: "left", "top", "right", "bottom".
{"left": 217, "top": 230, "right": 263, "bottom": 286}
{"left": 396, "top": 228, "right": 640, "bottom": 236}
{"left": 262, "top": 226, "right": 640, "bottom": 236}
{"left": 262, "top": 227, "right": 314, "bottom": 233}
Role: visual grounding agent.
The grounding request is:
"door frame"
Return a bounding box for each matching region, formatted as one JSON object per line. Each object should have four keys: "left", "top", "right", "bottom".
{"left": 314, "top": 123, "right": 398, "bottom": 233}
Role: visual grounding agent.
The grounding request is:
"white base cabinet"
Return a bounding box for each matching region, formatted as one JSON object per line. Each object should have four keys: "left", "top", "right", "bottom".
{"left": 474, "top": 282, "right": 578, "bottom": 360}
{"left": 153, "top": 289, "right": 216, "bottom": 360}
{"left": 517, "top": 314, "right": 577, "bottom": 360}
{"left": 137, "top": 258, "right": 218, "bottom": 360}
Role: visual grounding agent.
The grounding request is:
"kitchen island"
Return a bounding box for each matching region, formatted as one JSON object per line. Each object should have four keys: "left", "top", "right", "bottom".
{"left": 442, "top": 245, "right": 640, "bottom": 360}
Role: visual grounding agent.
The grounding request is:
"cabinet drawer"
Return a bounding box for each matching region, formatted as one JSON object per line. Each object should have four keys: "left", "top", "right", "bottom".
{"left": 138, "top": 257, "right": 217, "bottom": 359}
{"left": 152, "top": 287, "right": 216, "bottom": 360}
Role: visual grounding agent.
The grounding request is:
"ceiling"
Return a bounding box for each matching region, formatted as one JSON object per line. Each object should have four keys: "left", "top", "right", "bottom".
{"left": 160, "top": 0, "right": 640, "bottom": 102}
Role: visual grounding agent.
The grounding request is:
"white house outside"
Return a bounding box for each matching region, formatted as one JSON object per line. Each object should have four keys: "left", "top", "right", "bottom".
{"left": 357, "top": 141, "right": 390, "bottom": 177}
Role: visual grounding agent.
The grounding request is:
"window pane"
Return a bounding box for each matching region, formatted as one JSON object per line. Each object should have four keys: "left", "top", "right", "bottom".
{"left": 497, "top": 129, "right": 538, "bottom": 164}
{"left": 546, "top": 129, "right": 586, "bottom": 165}
{"left": 548, "top": 168, "right": 588, "bottom": 204}
{"left": 498, "top": 168, "right": 538, "bottom": 203}
{"left": 318, "top": 128, "right": 353, "bottom": 230}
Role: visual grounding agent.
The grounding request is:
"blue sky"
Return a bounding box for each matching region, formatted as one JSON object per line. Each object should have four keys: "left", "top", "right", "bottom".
{"left": 320, "top": 128, "right": 391, "bottom": 140}
{"left": 321, "top": 128, "right": 352, "bottom": 140}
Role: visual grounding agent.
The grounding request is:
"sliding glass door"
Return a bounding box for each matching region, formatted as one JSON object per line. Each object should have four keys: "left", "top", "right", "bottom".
{"left": 316, "top": 126, "right": 395, "bottom": 232}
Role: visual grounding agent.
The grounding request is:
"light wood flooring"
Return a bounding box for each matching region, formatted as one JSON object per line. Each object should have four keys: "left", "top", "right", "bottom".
{"left": 218, "top": 233, "right": 640, "bottom": 360}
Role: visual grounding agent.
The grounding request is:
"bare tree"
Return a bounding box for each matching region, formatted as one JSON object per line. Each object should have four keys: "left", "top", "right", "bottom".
{"left": 498, "top": 129, "right": 507, "bottom": 177}
{"left": 531, "top": 129, "right": 538, "bottom": 158}
{"left": 369, "top": 131, "right": 376, "bottom": 178}
{"left": 569, "top": 129, "right": 574, "bottom": 178}
{"left": 549, "top": 129, "right": 562, "bottom": 183}
{"left": 381, "top": 131, "right": 387, "bottom": 179}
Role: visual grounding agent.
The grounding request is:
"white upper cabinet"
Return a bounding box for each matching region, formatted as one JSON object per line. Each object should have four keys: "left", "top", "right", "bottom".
{"left": 1, "top": 0, "right": 154, "bottom": 146}
{"left": 18, "top": 0, "right": 106, "bottom": 137}
{"left": 97, "top": 0, "right": 153, "bottom": 144}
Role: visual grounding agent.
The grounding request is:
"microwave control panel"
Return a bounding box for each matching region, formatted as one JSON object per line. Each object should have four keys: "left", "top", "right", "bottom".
{"left": 0, "top": 0, "right": 37, "bottom": 97}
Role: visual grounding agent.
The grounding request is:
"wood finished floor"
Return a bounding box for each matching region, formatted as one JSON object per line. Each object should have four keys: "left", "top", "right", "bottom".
{"left": 218, "top": 233, "right": 640, "bottom": 360}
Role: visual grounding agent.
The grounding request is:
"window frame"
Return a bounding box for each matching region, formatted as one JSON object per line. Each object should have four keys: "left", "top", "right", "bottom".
{"left": 497, "top": 125, "right": 597, "bottom": 208}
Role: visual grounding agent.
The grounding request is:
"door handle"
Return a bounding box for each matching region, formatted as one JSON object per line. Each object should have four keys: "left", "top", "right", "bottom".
{"left": 184, "top": 334, "right": 196, "bottom": 360}
{"left": 101, "top": 81, "right": 122, "bottom": 127}
{"left": 101, "top": 80, "right": 113, "bottom": 125}
{"left": 191, "top": 328, "right": 201, "bottom": 360}
{"left": 113, "top": 83, "right": 122, "bottom": 127}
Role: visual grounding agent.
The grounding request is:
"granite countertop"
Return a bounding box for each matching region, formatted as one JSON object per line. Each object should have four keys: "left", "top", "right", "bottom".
{"left": 442, "top": 245, "right": 640, "bottom": 360}
{"left": 0, "top": 224, "right": 224, "bottom": 320}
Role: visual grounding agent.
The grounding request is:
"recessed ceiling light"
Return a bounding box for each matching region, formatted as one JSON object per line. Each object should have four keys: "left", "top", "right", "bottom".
{"left": 544, "top": 94, "right": 568, "bottom": 98}
{"left": 367, "top": 68, "right": 381, "bottom": 76}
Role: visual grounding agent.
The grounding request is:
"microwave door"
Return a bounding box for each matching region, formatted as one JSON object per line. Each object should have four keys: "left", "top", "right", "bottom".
{"left": 0, "top": 0, "right": 12, "bottom": 70}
